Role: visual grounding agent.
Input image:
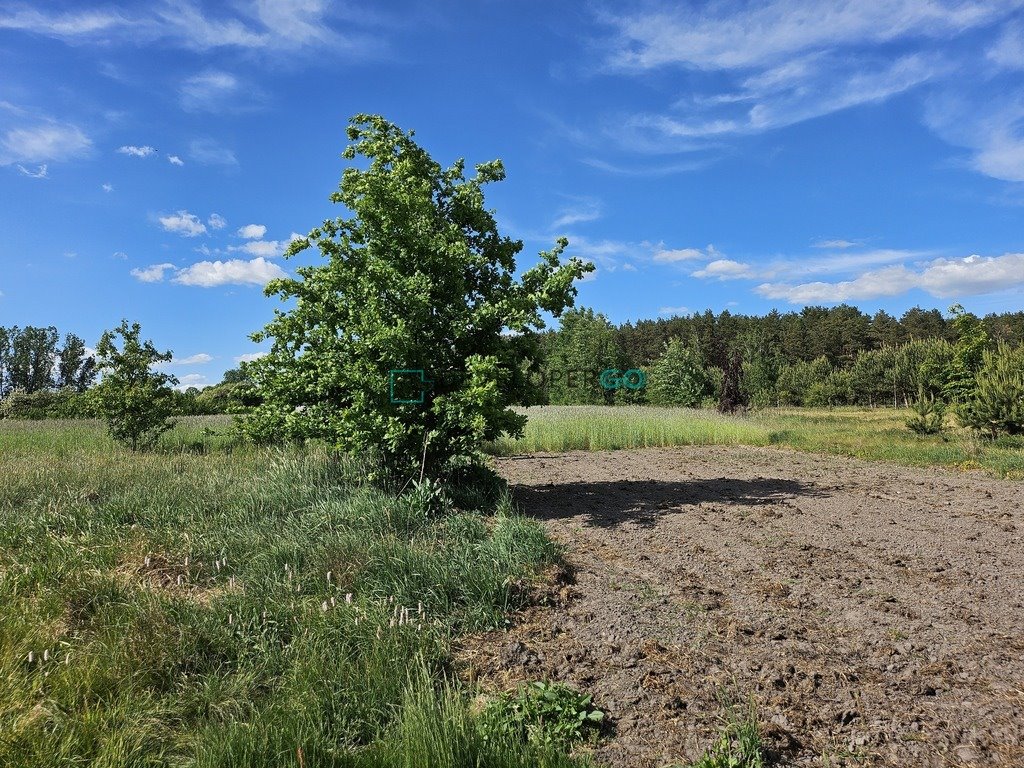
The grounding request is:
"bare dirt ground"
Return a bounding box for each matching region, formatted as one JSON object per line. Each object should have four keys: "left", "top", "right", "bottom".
{"left": 456, "top": 446, "right": 1024, "bottom": 767}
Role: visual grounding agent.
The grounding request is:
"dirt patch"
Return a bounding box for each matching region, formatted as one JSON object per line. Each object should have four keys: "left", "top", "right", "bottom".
{"left": 456, "top": 446, "right": 1024, "bottom": 767}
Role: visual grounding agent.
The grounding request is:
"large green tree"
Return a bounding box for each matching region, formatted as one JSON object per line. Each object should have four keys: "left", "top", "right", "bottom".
{"left": 243, "top": 114, "right": 592, "bottom": 480}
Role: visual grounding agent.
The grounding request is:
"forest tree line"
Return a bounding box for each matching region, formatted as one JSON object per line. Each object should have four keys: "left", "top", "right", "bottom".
{"left": 535, "top": 304, "right": 1024, "bottom": 409}
{"left": 3, "top": 303, "right": 1024, "bottom": 420}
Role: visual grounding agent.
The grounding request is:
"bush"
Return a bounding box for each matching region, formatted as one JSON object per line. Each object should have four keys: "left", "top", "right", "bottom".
{"left": 0, "top": 388, "right": 99, "bottom": 419}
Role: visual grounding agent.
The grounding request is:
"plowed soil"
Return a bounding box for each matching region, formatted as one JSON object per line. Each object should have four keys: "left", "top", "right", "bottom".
{"left": 456, "top": 446, "right": 1024, "bottom": 767}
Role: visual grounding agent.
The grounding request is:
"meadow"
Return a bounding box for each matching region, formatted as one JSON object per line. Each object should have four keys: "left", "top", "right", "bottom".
{"left": 2, "top": 406, "right": 1020, "bottom": 767}
{"left": 0, "top": 418, "right": 586, "bottom": 767}
{"left": 487, "top": 405, "right": 1024, "bottom": 479}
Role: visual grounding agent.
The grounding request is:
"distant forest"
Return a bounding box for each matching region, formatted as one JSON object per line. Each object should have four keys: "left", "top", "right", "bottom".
{"left": 536, "top": 304, "right": 1024, "bottom": 408}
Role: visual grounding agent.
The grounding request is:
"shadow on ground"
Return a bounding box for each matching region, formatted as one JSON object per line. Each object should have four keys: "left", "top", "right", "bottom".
{"left": 507, "top": 477, "right": 830, "bottom": 528}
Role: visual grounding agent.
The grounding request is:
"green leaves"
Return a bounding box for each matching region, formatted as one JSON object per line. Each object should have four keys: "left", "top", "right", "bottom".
{"left": 94, "top": 320, "right": 177, "bottom": 451}
{"left": 479, "top": 680, "right": 604, "bottom": 750}
{"left": 242, "top": 114, "right": 592, "bottom": 480}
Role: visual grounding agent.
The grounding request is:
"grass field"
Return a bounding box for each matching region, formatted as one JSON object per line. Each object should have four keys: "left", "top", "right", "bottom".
{"left": 0, "top": 418, "right": 587, "bottom": 767}
{"left": 2, "top": 406, "right": 1019, "bottom": 766}
{"left": 486, "top": 405, "right": 1024, "bottom": 479}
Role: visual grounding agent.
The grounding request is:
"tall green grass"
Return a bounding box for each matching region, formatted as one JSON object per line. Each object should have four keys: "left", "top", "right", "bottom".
{"left": 0, "top": 419, "right": 586, "bottom": 767}
{"left": 487, "top": 406, "right": 775, "bottom": 454}
{"left": 485, "top": 405, "right": 1024, "bottom": 479}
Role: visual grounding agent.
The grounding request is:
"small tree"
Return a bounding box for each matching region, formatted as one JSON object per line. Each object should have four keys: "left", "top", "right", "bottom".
{"left": 906, "top": 386, "right": 945, "bottom": 435}
{"left": 960, "top": 342, "right": 1024, "bottom": 438}
{"left": 94, "top": 320, "right": 178, "bottom": 450}
{"left": 649, "top": 338, "right": 711, "bottom": 407}
{"left": 243, "top": 114, "right": 592, "bottom": 480}
{"left": 944, "top": 304, "right": 990, "bottom": 405}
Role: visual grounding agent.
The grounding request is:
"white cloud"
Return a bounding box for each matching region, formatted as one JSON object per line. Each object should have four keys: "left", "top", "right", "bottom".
{"left": 589, "top": 1, "right": 1021, "bottom": 158}
{"left": 237, "top": 223, "right": 267, "bottom": 239}
{"left": 812, "top": 239, "right": 857, "bottom": 249}
{"left": 0, "top": 122, "right": 91, "bottom": 165}
{"left": 0, "top": 7, "right": 130, "bottom": 37}
{"left": 228, "top": 239, "right": 289, "bottom": 257}
{"left": 189, "top": 138, "right": 237, "bottom": 166}
{"left": 581, "top": 157, "right": 714, "bottom": 175}
{"left": 653, "top": 245, "right": 718, "bottom": 263}
{"left": 117, "top": 144, "right": 155, "bottom": 157}
{"left": 658, "top": 305, "right": 690, "bottom": 316}
{"left": 168, "top": 154, "right": 183, "bottom": 166}
{"left": 0, "top": 1, "right": 383, "bottom": 55}
{"left": 923, "top": 92, "right": 1024, "bottom": 182}
{"left": 619, "top": 52, "right": 943, "bottom": 147}
{"left": 179, "top": 70, "right": 238, "bottom": 111}
{"left": 208, "top": 213, "right": 227, "bottom": 229}
{"left": 130, "top": 263, "right": 176, "bottom": 283}
{"left": 170, "top": 353, "right": 213, "bottom": 365}
{"left": 235, "top": 352, "right": 267, "bottom": 363}
{"left": 756, "top": 253, "right": 1024, "bottom": 303}
{"left": 691, "top": 259, "right": 756, "bottom": 280}
{"left": 173, "top": 257, "right": 287, "bottom": 287}
{"left": 605, "top": 1, "right": 1019, "bottom": 71}
{"left": 551, "top": 199, "right": 601, "bottom": 229}
{"left": 16, "top": 163, "right": 47, "bottom": 178}
{"left": 102, "top": 182, "right": 113, "bottom": 192}
{"left": 175, "top": 373, "right": 208, "bottom": 390}
{"left": 689, "top": 248, "right": 925, "bottom": 283}
{"left": 112, "top": 251, "right": 127, "bottom": 259}
{"left": 159, "top": 210, "right": 207, "bottom": 237}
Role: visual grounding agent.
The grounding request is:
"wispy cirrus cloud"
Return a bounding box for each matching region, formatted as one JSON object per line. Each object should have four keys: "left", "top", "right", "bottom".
{"left": 179, "top": 69, "right": 266, "bottom": 113}
{"left": 0, "top": 0, "right": 386, "bottom": 56}
{"left": 16, "top": 163, "right": 47, "bottom": 178}
{"left": 586, "top": 0, "right": 1024, "bottom": 180}
{"left": 603, "top": 1, "right": 1019, "bottom": 72}
{"left": 170, "top": 353, "right": 212, "bottom": 365}
{"left": 550, "top": 198, "right": 601, "bottom": 230}
{"left": 923, "top": 90, "right": 1024, "bottom": 182}
{"left": 0, "top": 119, "right": 92, "bottom": 166}
{"left": 812, "top": 238, "right": 858, "bottom": 249}
{"left": 189, "top": 138, "right": 236, "bottom": 166}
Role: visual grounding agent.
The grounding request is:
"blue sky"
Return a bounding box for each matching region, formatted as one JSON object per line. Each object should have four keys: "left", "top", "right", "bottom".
{"left": 3, "top": 1, "right": 1024, "bottom": 387}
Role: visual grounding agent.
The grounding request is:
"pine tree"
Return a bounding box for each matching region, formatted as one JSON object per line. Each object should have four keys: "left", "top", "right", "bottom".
{"left": 960, "top": 342, "right": 1024, "bottom": 438}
